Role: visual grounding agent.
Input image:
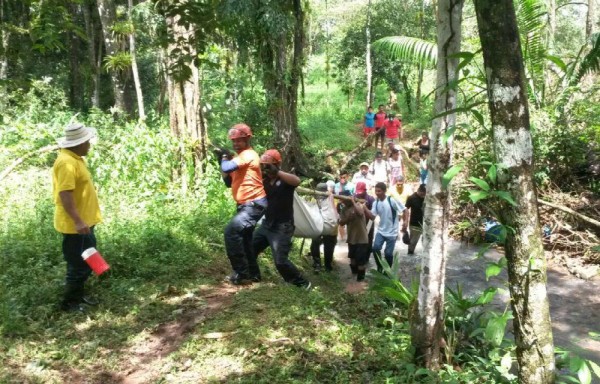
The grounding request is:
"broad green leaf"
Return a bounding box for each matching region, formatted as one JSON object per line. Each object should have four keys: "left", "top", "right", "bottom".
{"left": 373, "top": 36, "right": 437, "bottom": 67}
{"left": 589, "top": 360, "right": 600, "bottom": 378}
{"left": 487, "top": 164, "right": 497, "bottom": 184}
{"left": 578, "top": 361, "right": 592, "bottom": 384}
{"left": 469, "top": 190, "right": 489, "bottom": 203}
{"left": 442, "top": 163, "right": 464, "bottom": 189}
{"left": 570, "top": 355, "right": 585, "bottom": 374}
{"left": 486, "top": 263, "right": 503, "bottom": 281}
{"left": 485, "top": 315, "right": 508, "bottom": 347}
{"left": 493, "top": 191, "right": 518, "bottom": 206}
{"left": 475, "top": 287, "right": 497, "bottom": 305}
{"left": 469, "top": 177, "right": 490, "bottom": 191}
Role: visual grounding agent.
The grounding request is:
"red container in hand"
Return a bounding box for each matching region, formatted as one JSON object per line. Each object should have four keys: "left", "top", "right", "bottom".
{"left": 82, "top": 247, "right": 110, "bottom": 276}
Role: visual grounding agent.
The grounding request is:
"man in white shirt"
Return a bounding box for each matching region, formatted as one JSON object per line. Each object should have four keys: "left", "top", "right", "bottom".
{"left": 369, "top": 151, "right": 390, "bottom": 184}
{"left": 352, "top": 162, "right": 373, "bottom": 189}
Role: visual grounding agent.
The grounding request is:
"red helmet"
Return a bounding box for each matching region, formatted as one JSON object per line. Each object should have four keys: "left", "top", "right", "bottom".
{"left": 260, "top": 149, "right": 282, "bottom": 164}
{"left": 228, "top": 123, "right": 253, "bottom": 139}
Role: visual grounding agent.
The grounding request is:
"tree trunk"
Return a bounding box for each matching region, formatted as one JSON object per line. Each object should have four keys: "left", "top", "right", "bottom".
{"left": 97, "top": 0, "right": 131, "bottom": 114}
{"left": 474, "top": 1, "right": 556, "bottom": 383}
{"left": 365, "top": 0, "right": 372, "bottom": 108}
{"left": 128, "top": 0, "right": 145, "bottom": 122}
{"left": 261, "top": 0, "right": 306, "bottom": 173}
{"left": 0, "top": 0, "right": 7, "bottom": 81}
{"left": 587, "top": 0, "right": 596, "bottom": 39}
{"left": 165, "top": 13, "right": 208, "bottom": 185}
{"left": 410, "top": 0, "right": 463, "bottom": 370}
{"left": 68, "top": 3, "right": 84, "bottom": 110}
{"left": 82, "top": 0, "right": 102, "bottom": 108}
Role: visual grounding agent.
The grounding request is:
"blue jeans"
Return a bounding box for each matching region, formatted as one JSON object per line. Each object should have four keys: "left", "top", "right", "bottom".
{"left": 372, "top": 232, "right": 397, "bottom": 269}
{"left": 224, "top": 198, "right": 267, "bottom": 277}
{"left": 251, "top": 221, "right": 307, "bottom": 286}
{"left": 420, "top": 170, "right": 428, "bottom": 184}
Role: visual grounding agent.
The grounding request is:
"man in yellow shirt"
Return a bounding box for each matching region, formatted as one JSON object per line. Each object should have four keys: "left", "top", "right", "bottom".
{"left": 53, "top": 123, "right": 102, "bottom": 312}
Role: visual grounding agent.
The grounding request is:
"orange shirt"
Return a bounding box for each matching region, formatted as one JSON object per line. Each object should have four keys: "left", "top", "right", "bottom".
{"left": 231, "top": 148, "right": 266, "bottom": 204}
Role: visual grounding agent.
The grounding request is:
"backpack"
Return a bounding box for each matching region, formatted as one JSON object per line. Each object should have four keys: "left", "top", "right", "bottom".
{"left": 375, "top": 196, "right": 397, "bottom": 224}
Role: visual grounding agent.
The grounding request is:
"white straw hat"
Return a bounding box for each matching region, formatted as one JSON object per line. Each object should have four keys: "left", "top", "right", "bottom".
{"left": 57, "top": 123, "right": 97, "bottom": 148}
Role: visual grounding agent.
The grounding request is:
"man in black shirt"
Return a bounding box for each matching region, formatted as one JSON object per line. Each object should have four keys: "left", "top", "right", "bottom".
{"left": 249, "top": 149, "right": 311, "bottom": 289}
{"left": 402, "top": 184, "right": 426, "bottom": 254}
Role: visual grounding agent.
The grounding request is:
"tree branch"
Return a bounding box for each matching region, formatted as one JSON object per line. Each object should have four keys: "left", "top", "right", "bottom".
{"left": 538, "top": 198, "right": 600, "bottom": 229}
{"left": 0, "top": 144, "right": 59, "bottom": 183}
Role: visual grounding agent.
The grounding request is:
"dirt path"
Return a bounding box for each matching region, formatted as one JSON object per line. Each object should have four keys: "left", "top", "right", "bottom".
{"left": 330, "top": 237, "right": 600, "bottom": 366}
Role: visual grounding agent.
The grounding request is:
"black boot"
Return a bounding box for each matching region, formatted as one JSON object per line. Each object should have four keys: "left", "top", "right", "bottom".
{"left": 61, "top": 283, "right": 85, "bottom": 312}
{"left": 350, "top": 264, "right": 358, "bottom": 274}
{"left": 357, "top": 270, "right": 366, "bottom": 281}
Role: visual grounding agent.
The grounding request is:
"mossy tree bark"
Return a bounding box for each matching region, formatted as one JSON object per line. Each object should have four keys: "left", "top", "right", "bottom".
{"left": 474, "top": 1, "right": 556, "bottom": 383}
{"left": 410, "top": 0, "right": 463, "bottom": 370}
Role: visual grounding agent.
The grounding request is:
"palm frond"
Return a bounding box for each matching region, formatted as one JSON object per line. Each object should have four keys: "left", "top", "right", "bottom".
{"left": 514, "top": 0, "right": 547, "bottom": 102}
{"left": 373, "top": 36, "right": 437, "bottom": 68}
{"left": 574, "top": 33, "right": 600, "bottom": 83}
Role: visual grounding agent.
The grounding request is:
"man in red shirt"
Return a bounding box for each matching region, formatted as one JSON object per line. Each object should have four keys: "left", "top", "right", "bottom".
{"left": 219, "top": 123, "right": 267, "bottom": 285}
{"left": 374, "top": 104, "right": 387, "bottom": 151}
{"left": 384, "top": 113, "right": 402, "bottom": 148}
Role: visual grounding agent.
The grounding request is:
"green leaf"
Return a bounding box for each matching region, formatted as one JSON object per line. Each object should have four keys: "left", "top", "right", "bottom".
{"left": 442, "top": 163, "right": 464, "bottom": 190}
{"left": 570, "top": 356, "right": 585, "bottom": 374}
{"left": 493, "top": 191, "right": 518, "bottom": 206}
{"left": 373, "top": 36, "right": 437, "bottom": 67}
{"left": 469, "top": 190, "right": 489, "bottom": 203}
{"left": 475, "top": 287, "right": 498, "bottom": 305}
{"left": 546, "top": 54, "right": 567, "bottom": 72}
{"left": 486, "top": 263, "right": 503, "bottom": 281}
{"left": 589, "top": 360, "right": 600, "bottom": 378}
{"left": 441, "top": 125, "right": 458, "bottom": 146}
{"left": 471, "top": 109, "right": 485, "bottom": 127}
{"left": 579, "top": 361, "right": 592, "bottom": 384}
{"left": 469, "top": 177, "right": 490, "bottom": 191}
{"left": 487, "top": 164, "right": 497, "bottom": 184}
{"left": 485, "top": 315, "right": 508, "bottom": 347}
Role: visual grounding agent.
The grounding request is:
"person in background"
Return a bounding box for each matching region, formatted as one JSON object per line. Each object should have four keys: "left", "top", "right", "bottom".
{"left": 352, "top": 162, "right": 373, "bottom": 190}
{"left": 369, "top": 151, "right": 390, "bottom": 185}
{"left": 389, "top": 175, "right": 410, "bottom": 205}
{"left": 353, "top": 181, "right": 375, "bottom": 265}
{"left": 388, "top": 148, "right": 405, "bottom": 188}
{"left": 415, "top": 131, "right": 430, "bottom": 154}
{"left": 419, "top": 151, "right": 429, "bottom": 185}
{"left": 310, "top": 182, "right": 338, "bottom": 273}
{"left": 219, "top": 123, "right": 267, "bottom": 285}
{"left": 363, "top": 106, "right": 376, "bottom": 137}
{"left": 53, "top": 123, "right": 102, "bottom": 312}
{"left": 338, "top": 196, "right": 370, "bottom": 282}
{"left": 249, "top": 149, "right": 311, "bottom": 289}
{"left": 383, "top": 113, "right": 401, "bottom": 148}
{"left": 374, "top": 104, "right": 387, "bottom": 151}
{"left": 403, "top": 184, "right": 426, "bottom": 255}
{"left": 334, "top": 171, "right": 354, "bottom": 242}
{"left": 364, "top": 182, "right": 405, "bottom": 272}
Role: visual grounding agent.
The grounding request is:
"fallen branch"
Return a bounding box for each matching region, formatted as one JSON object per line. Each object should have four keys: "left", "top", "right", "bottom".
{"left": 0, "top": 144, "right": 59, "bottom": 183}
{"left": 338, "top": 132, "right": 378, "bottom": 173}
{"left": 538, "top": 198, "right": 600, "bottom": 230}
{"left": 296, "top": 186, "right": 364, "bottom": 203}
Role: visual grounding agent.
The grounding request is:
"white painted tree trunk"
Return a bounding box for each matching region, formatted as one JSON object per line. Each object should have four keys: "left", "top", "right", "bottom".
{"left": 410, "top": 0, "right": 463, "bottom": 369}
{"left": 474, "top": 1, "right": 555, "bottom": 383}
{"left": 128, "top": 0, "right": 145, "bottom": 122}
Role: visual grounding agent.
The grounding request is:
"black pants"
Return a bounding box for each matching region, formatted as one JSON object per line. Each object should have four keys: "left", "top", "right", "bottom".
{"left": 310, "top": 234, "right": 337, "bottom": 269}
{"left": 62, "top": 228, "right": 96, "bottom": 304}
{"left": 348, "top": 243, "right": 370, "bottom": 266}
{"left": 251, "top": 221, "right": 308, "bottom": 286}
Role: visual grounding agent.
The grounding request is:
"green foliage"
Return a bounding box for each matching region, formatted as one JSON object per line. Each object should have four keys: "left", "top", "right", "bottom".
{"left": 373, "top": 36, "right": 437, "bottom": 68}
{"left": 574, "top": 33, "right": 600, "bottom": 84}
{"left": 103, "top": 52, "right": 133, "bottom": 72}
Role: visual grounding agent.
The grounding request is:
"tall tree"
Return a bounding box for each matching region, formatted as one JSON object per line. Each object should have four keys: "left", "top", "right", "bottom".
{"left": 225, "top": 0, "right": 308, "bottom": 172}
{"left": 128, "top": 0, "right": 145, "bottom": 121}
{"left": 365, "top": 0, "right": 372, "bottom": 108}
{"left": 82, "top": 0, "right": 103, "bottom": 108}
{"left": 68, "top": 3, "right": 84, "bottom": 109}
{"left": 160, "top": 4, "right": 210, "bottom": 186}
{"left": 409, "top": 0, "right": 464, "bottom": 369}
{"left": 474, "top": 1, "right": 555, "bottom": 383}
{"left": 97, "top": 0, "right": 132, "bottom": 114}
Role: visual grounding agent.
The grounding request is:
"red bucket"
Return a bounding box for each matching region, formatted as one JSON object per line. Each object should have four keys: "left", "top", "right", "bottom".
{"left": 82, "top": 247, "right": 110, "bottom": 276}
